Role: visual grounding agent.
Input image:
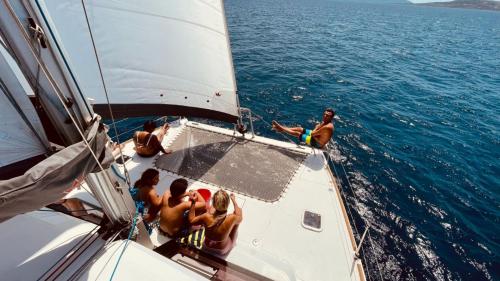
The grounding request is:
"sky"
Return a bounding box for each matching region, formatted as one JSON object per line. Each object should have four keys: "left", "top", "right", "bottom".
{"left": 409, "top": 0, "right": 499, "bottom": 2}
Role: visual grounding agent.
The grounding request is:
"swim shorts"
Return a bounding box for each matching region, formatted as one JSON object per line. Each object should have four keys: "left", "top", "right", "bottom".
{"left": 299, "top": 129, "right": 322, "bottom": 148}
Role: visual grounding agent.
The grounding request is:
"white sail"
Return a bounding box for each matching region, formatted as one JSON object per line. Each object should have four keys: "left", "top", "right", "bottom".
{"left": 0, "top": 43, "right": 49, "bottom": 169}
{"left": 32, "top": 0, "right": 239, "bottom": 122}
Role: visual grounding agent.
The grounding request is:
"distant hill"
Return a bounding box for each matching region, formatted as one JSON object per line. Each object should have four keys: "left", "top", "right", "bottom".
{"left": 333, "top": 0, "right": 411, "bottom": 3}
{"left": 419, "top": 0, "right": 500, "bottom": 11}
{"left": 357, "top": 0, "right": 411, "bottom": 3}
{"left": 377, "top": 0, "right": 411, "bottom": 3}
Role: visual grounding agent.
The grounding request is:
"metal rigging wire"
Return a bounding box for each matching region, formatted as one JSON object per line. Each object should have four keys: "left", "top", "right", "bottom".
{"left": 3, "top": 1, "right": 133, "bottom": 220}
{"left": 331, "top": 143, "right": 386, "bottom": 281}
{"left": 81, "top": 0, "right": 132, "bottom": 187}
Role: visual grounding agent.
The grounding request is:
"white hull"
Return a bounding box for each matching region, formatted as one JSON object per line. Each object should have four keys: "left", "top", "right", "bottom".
{"left": 0, "top": 119, "right": 365, "bottom": 281}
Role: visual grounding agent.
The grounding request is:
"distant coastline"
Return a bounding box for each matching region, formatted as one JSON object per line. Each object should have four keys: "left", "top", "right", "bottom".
{"left": 418, "top": 0, "right": 500, "bottom": 11}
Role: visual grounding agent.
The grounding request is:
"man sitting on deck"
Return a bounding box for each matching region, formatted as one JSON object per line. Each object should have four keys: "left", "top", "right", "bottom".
{"left": 133, "top": 120, "right": 172, "bottom": 157}
{"left": 272, "top": 108, "right": 335, "bottom": 149}
{"left": 159, "top": 178, "right": 206, "bottom": 237}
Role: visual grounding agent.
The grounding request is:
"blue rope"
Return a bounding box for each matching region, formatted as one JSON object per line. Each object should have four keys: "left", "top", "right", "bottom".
{"left": 108, "top": 210, "right": 139, "bottom": 281}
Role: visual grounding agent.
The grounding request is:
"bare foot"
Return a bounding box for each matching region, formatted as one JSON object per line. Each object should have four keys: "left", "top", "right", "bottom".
{"left": 272, "top": 120, "right": 284, "bottom": 132}
{"left": 112, "top": 142, "right": 124, "bottom": 150}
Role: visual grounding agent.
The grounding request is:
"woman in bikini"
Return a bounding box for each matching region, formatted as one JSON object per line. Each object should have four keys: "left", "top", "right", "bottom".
{"left": 131, "top": 168, "right": 163, "bottom": 222}
{"left": 133, "top": 120, "right": 172, "bottom": 157}
{"left": 188, "top": 189, "right": 243, "bottom": 256}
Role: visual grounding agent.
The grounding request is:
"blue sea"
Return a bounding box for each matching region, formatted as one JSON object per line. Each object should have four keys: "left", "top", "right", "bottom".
{"left": 114, "top": 1, "right": 500, "bottom": 280}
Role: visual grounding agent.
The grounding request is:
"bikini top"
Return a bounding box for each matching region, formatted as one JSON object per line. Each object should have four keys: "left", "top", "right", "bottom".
{"left": 134, "top": 132, "right": 154, "bottom": 148}
{"left": 207, "top": 213, "right": 227, "bottom": 230}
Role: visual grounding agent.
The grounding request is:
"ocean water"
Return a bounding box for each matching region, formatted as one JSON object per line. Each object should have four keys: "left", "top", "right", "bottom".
{"left": 114, "top": 1, "right": 500, "bottom": 280}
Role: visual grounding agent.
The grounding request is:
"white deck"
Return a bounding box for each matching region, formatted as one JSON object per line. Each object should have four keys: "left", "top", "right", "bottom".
{"left": 115, "top": 119, "right": 365, "bottom": 281}
{"left": 0, "top": 209, "right": 99, "bottom": 281}
{"left": 0, "top": 210, "right": 207, "bottom": 281}
{"left": 0, "top": 119, "right": 364, "bottom": 281}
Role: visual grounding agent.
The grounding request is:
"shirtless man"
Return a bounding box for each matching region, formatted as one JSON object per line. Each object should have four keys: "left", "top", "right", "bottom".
{"left": 159, "top": 178, "right": 206, "bottom": 237}
{"left": 133, "top": 120, "right": 172, "bottom": 157}
{"left": 272, "top": 108, "right": 335, "bottom": 149}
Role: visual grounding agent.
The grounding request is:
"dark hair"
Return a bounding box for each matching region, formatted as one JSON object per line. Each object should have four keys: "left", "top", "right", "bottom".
{"left": 170, "top": 178, "right": 188, "bottom": 198}
{"left": 143, "top": 120, "right": 156, "bottom": 132}
{"left": 134, "top": 168, "right": 159, "bottom": 187}
{"left": 325, "top": 108, "right": 335, "bottom": 117}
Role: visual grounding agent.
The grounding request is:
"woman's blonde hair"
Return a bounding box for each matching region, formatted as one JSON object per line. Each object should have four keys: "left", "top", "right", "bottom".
{"left": 212, "top": 189, "right": 230, "bottom": 213}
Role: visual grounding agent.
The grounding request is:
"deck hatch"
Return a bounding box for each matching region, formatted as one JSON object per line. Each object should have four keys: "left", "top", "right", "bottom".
{"left": 155, "top": 126, "right": 307, "bottom": 202}
{"left": 302, "top": 210, "right": 322, "bottom": 232}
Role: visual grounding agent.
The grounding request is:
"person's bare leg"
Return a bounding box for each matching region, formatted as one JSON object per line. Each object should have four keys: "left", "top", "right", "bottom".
{"left": 155, "top": 124, "right": 173, "bottom": 154}
{"left": 271, "top": 120, "right": 284, "bottom": 132}
{"left": 272, "top": 121, "right": 302, "bottom": 137}
{"left": 157, "top": 123, "right": 170, "bottom": 142}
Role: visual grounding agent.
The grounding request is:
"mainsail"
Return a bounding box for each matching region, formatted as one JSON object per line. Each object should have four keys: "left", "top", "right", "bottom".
{"left": 0, "top": 42, "right": 49, "bottom": 178}
{"left": 33, "top": 0, "right": 240, "bottom": 122}
{"left": 0, "top": 22, "right": 116, "bottom": 223}
{"left": 0, "top": 41, "right": 112, "bottom": 222}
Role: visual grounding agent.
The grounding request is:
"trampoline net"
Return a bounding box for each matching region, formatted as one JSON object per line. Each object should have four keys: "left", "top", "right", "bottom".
{"left": 155, "top": 126, "right": 307, "bottom": 202}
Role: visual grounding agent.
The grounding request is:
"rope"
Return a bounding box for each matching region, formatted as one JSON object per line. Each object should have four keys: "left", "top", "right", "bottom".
{"left": 3, "top": 1, "right": 133, "bottom": 220}
{"left": 109, "top": 118, "right": 129, "bottom": 125}
{"left": 33, "top": 0, "right": 93, "bottom": 118}
{"left": 39, "top": 208, "right": 101, "bottom": 213}
{"left": 339, "top": 160, "right": 384, "bottom": 281}
{"left": 29, "top": 11, "right": 85, "bottom": 133}
{"left": 111, "top": 164, "right": 127, "bottom": 183}
{"left": 251, "top": 112, "right": 301, "bottom": 147}
{"left": 110, "top": 116, "right": 166, "bottom": 140}
{"left": 31, "top": 35, "right": 72, "bottom": 143}
{"left": 326, "top": 143, "right": 385, "bottom": 281}
{"left": 328, "top": 153, "right": 373, "bottom": 279}
{"left": 81, "top": 0, "right": 131, "bottom": 187}
{"left": 108, "top": 209, "right": 139, "bottom": 281}
{"left": 64, "top": 224, "right": 130, "bottom": 281}
{"left": 37, "top": 225, "right": 100, "bottom": 281}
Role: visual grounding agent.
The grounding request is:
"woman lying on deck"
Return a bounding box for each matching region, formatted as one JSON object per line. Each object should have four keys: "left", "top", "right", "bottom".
{"left": 188, "top": 189, "right": 242, "bottom": 256}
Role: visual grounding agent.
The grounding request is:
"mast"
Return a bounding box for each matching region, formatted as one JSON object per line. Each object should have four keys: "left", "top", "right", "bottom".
{"left": 0, "top": 0, "right": 151, "bottom": 245}
{"left": 0, "top": 0, "right": 89, "bottom": 144}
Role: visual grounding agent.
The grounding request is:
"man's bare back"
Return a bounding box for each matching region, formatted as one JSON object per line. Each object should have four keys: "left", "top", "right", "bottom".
{"left": 159, "top": 190, "right": 205, "bottom": 237}
{"left": 159, "top": 191, "right": 186, "bottom": 236}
